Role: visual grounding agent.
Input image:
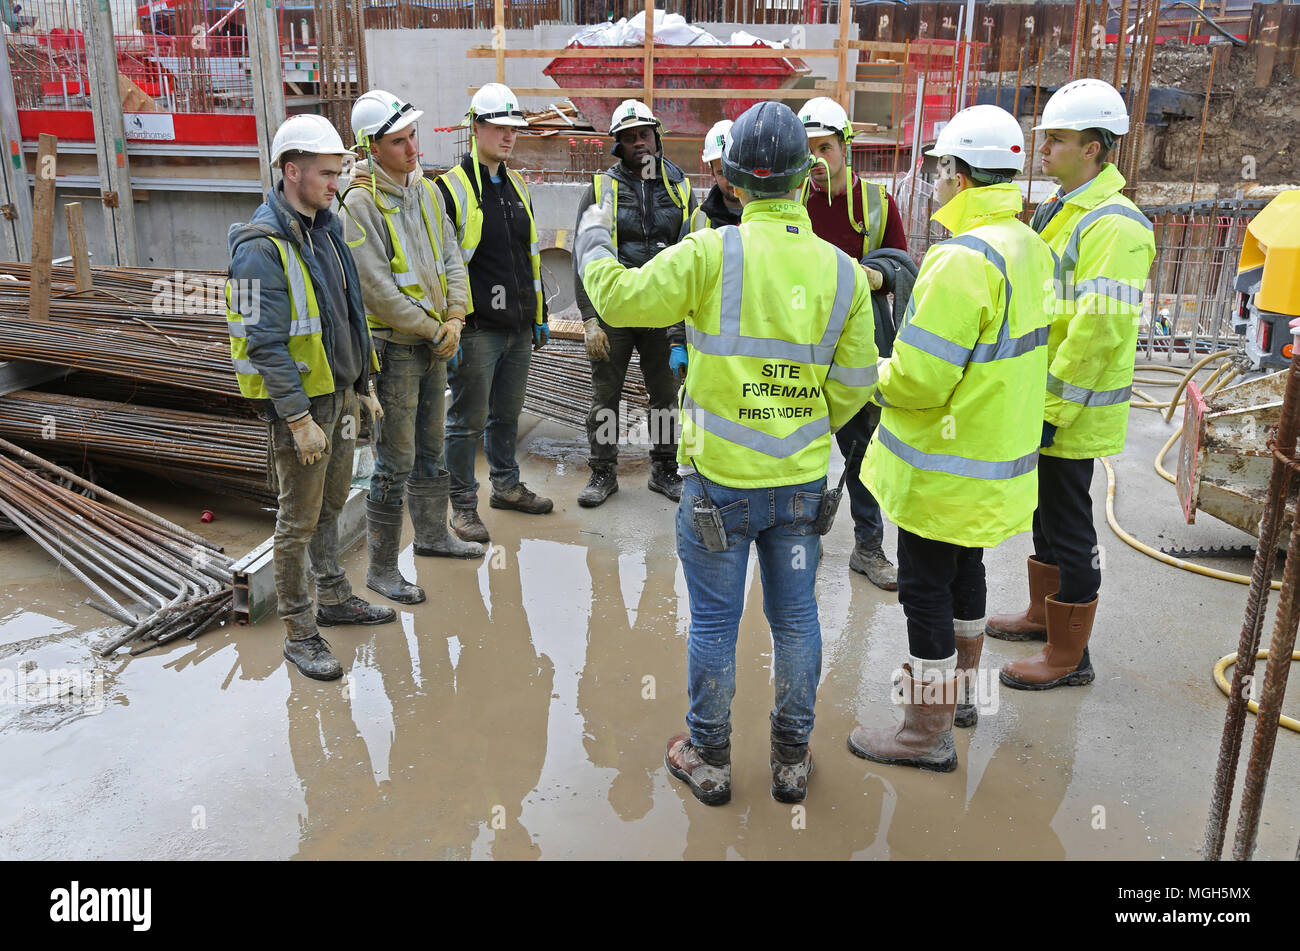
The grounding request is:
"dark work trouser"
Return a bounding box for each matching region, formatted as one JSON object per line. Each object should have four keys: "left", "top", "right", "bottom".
{"left": 1032, "top": 455, "right": 1101, "bottom": 604}
{"left": 835, "top": 402, "right": 885, "bottom": 551}
{"left": 896, "top": 527, "right": 987, "bottom": 660}
{"left": 585, "top": 320, "right": 679, "bottom": 470}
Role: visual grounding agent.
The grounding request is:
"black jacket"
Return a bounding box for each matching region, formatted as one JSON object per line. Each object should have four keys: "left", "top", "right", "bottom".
{"left": 699, "top": 184, "right": 742, "bottom": 228}
{"left": 573, "top": 156, "right": 697, "bottom": 337}
{"left": 436, "top": 154, "right": 547, "bottom": 335}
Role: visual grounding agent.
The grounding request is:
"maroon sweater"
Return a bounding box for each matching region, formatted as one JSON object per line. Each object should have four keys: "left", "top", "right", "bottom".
{"left": 806, "top": 173, "right": 907, "bottom": 259}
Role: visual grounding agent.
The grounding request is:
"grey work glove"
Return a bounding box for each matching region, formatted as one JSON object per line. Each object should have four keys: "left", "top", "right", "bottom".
{"left": 584, "top": 317, "right": 610, "bottom": 362}
{"left": 287, "top": 413, "right": 327, "bottom": 466}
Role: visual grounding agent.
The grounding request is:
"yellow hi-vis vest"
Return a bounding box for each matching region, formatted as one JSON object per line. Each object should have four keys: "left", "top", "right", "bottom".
{"left": 437, "top": 162, "right": 544, "bottom": 324}
{"left": 578, "top": 199, "right": 880, "bottom": 489}
{"left": 226, "top": 236, "right": 334, "bottom": 401}
{"left": 593, "top": 169, "right": 693, "bottom": 246}
{"left": 1036, "top": 163, "right": 1155, "bottom": 459}
{"left": 800, "top": 175, "right": 888, "bottom": 258}
{"left": 863, "top": 182, "right": 1056, "bottom": 549}
{"left": 341, "top": 177, "right": 450, "bottom": 332}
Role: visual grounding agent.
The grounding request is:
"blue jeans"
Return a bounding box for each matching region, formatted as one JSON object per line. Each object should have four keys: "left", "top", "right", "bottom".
{"left": 836, "top": 402, "right": 884, "bottom": 550}
{"left": 369, "top": 338, "right": 447, "bottom": 505}
{"left": 676, "top": 472, "right": 826, "bottom": 750}
{"left": 444, "top": 327, "right": 532, "bottom": 509}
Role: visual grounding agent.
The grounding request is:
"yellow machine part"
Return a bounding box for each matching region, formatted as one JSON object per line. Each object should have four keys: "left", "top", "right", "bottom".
{"left": 1238, "top": 189, "right": 1300, "bottom": 318}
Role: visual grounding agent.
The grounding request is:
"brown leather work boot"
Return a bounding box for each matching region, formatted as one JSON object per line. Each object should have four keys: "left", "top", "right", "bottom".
{"left": 1000, "top": 595, "right": 1097, "bottom": 690}
{"left": 665, "top": 733, "right": 731, "bottom": 806}
{"left": 986, "top": 557, "right": 1060, "bottom": 641}
{"left": 954, "top": 621, "right": 984, "bottom": 728}
{"left": 847, "top": 666, "right": 958, "bottom": 772}
{"left": 450, "top": 506, "right": 490, "bottom": 544}
{"left": 489, "top": 481, "right": 554, "bottom": 515}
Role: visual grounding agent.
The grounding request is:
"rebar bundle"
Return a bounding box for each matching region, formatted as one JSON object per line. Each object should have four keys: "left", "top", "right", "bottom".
{"left": 524, "top": 336, "right": 651, "bottom": 434}
{"left": 0, "top": 437, "right": 235, "bottom": 657}
{"left": 0, "top": 390, "right": 272, "bottom": 504}
{"left": 0, "top": 264, "right": 239, "bottom": 397}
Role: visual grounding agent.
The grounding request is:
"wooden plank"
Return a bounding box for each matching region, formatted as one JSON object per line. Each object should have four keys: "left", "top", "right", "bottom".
{"left": 815, "top": 78, "right": 954, "bottom": 93}
{"left": 0, "top": 17, "right": 33, "bottom": 262}
{"left": 64, "top": 202, "right": 92, "bottom": 293}
{"left": 644, "top": 0, "right": 654, "bottom": 112}
{"left": 29, "top": 134, "right": 55, "bottom": 323}
{"left": 80, "top": 0, "right": 137, "bottom": 266}
{"left": 494, "top": 0, "right": 505, "bottom": 83}
{"left": 840, "top": 38, "right": 964, "bottom": 53}
{"left": 837, "top": 0, "right": 851, "bottom": 107}
{"left": 470, "top": 87, "right": 819, "bottom": 99}
{"left": 465, "top": 46, "right": 841, "bottom": 59}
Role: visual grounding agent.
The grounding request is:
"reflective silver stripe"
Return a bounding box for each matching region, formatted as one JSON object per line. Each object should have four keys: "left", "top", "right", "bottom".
{"left": 1074, "top": 276, "right": 1143, "bottom": 307}
{"left": 444, "top": 174, "right": 475, "bottom": 260}
{"left": 289, "top": 316, "right": 322, "bottom": 337}
{"left": 533, "top": 279, "right": 543, "bottom": 292}
{"left": 1047, "top": 373, "right": 1133, "bottom": 407}
{"left": 529, "top": 242, "right": 540, "bottom": 257}
{"left": 701, "top": 226, "right": 856, "bottom": 364}
{"left": 231, "top": 357, "right": 259, "bottom": 375}
{"left": 826, "top": 362, "right": 880, "bottom": 387}
{"left": 395, "top": 272, "right": 422, "bottom": 288}
{"left": 282, "top": 243, "right": 311, "bottom": 324}
{"left": 970, "top": 324, "right": 1049, "bottom": 362}
{"left": 683, "top": 392, "right": 830, "bottom": 458}
{"left": 1058, "top": 203, "right": 1153, "bottom": 279}
{"left": 864, "top": 182, "right": 882, "bottom": 251}
{"left": 227, "top": 322, "right": 247, "bottom": 338}
{"left": 877, "top": 424, "right": 1039, "bottom": 480}
{"left": 579, "top": 243, "right": 617, "bottom": 273}
{"left": 897, "top": 323, "right": 971, "bottom": 366}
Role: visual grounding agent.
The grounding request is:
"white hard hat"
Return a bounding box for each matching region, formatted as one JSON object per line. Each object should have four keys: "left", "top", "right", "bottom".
{"left": 701, "top": 119, "right": 732, "bottom": 164}
{"left": 798, "top": 96, "right": 853, "bottom": 141}
{"left": 352, "top": 89, "right": 423, "bottom": 149}
{"left": 926, "top": 104, "right": 1025, "bottom": 173}
{"left": 609, "top": 99, "right": 660, "bottom": 137}
{"left": 270, "top": 114, "right": 354, "bottom": 167}
{"left": 468, "top": 83, "right": 527, "bottom": 126}
{"left": 1034, "top": 78, "right": 1130, "bottom": 136}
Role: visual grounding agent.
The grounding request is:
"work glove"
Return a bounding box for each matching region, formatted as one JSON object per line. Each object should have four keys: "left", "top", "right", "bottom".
{"left": 533, "top": 323, "right": 549, "bottom": 351}
{"left": 287, "top": 413, "right": 327, "bottom": 466}
{"left": 584, "top": 317, "right": 610, "bottom": 362}
{"left": 669, "top": 344, "right": 688, "bottom": 380}
{"left": 1040, "top": 421, "right": 1057, "bottom": 449}
{"left": 862, "top": 264, "right": 884, "bottom": 292}
{"left": 578, "top": 191, "right": 615, "bottom": 236}
{"left": 360, "top": 387, "right": 384, "bottom": 424}
{"left": 431, "top": 317, "right": 462, "bottom": 360}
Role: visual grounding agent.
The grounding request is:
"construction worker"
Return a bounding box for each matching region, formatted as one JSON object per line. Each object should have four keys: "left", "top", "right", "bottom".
{"left": 573, "top": 99, "right": 699, "bottom": 508}
{"left": 225, "top": 114, "right": 394, "bottom": 682}
{"left": 798, "top": 96, "right": 909, "bottom": 590}
{"left": 435, "top": 83, "right": 553, "bottom": 544}
{"left": 342, "top": 90, "right": 482, "bottom": 609}
{"left": 575, "top": 101, "right": 880, "bottom": 806}
{"left": 846, "top": 105, "right": 1056, "bottom": 769}
{"left": 988, "top": 79, "right": 1156, "bottom": 689}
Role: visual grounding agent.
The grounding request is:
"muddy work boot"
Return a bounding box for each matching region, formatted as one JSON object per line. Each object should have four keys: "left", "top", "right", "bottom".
{"left": 364, "top": 498, "right": 425, "bottom": 605}
{"left": 771, "top": 741, "right": 814, "bottom": 804}
{"left": 408, "top": 475, "right": 484, "bottom": 559}
{"left": 577, "top": 466, "right": 618, "bottom": 508}
{"left": 849, "top": 544, "right": 898, "bottom": 591}
{"left": 953, "top": 620, "right": 984, "bottom": 728}
{"left": 450, "top": 506, "right": 490, "bottom": 544}
{"left": 1000, "top": 595, "right": 1097, "bottom": 690}
{"left": 986, "top": 557, "right": 1059, "bottom": 641}
{"left": 847, "top": 665, "right": 958, "bottom": 772}
{"left": 283, "top": 618, "right": 343, "bottom": 681}
{"left": 490, "top": 481, "right": 554, "bottom": 515}
{"left": 316, "top": 595, "right": 396, "bottom": 627}
{"left": 647, "top": 460, "right": 683, "bottom": 502}
{"left": 665, "top": 733, "right": 731, "bottom": 806}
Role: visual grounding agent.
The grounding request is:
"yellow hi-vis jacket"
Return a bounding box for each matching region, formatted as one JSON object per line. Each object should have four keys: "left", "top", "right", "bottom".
{"left": 863, "top": 182, "right": 1056, "bottom": 548}
{"left": 437, "top": 159, "right": 545, "bottom": 325}
{"left": 1035, "top": 163, "right": 1156, "bottom": 459}
{"left": 578, "top": 198, "right": 879, "bottom": 489}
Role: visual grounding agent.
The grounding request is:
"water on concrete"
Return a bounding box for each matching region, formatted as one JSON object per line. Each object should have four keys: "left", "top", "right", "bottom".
{"left": 1, "top": 406, "right": 1297, "bottom": 860}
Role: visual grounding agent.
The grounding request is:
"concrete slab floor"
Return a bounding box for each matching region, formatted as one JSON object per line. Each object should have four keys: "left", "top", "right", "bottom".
{"left": 1, "top": 406, "right": 1296, "bottom": 860}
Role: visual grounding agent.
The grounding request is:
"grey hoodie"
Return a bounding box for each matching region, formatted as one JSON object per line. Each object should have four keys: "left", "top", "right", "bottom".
{"left": 227, "top": 183, "right": 373, "bottom": 421}
{"left": 340, "top": 159, "right": 469, "bottom": 346}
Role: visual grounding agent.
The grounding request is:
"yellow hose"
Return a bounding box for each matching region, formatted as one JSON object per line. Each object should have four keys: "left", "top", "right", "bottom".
{"left": 1213, "top": 651, "right": 1300, "bottom": 732}
{"left": 1162, "top": 349, "right": 1235, "bottom": 422}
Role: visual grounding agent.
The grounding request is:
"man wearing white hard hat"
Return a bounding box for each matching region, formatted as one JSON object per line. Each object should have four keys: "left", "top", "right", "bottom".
{"left": 846, "top": 105, "right": 1055, "bottom": 770}
{"left": 573, "top": 99, "right": 698, "bottom": 509}
{"left": 435, "top": 83, "right": 553, "bottom": 545}
{"left": 797, "top": 96, "right": 910, "bottom": 592}
{"left": 989, "top": 79, "right": 1155, "bottom": 692}
{"left": 341, "top": 90, "right": 481, "bottom": 612}
{"left": 225, "top": 113, "right": 393, "bottom": 682}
